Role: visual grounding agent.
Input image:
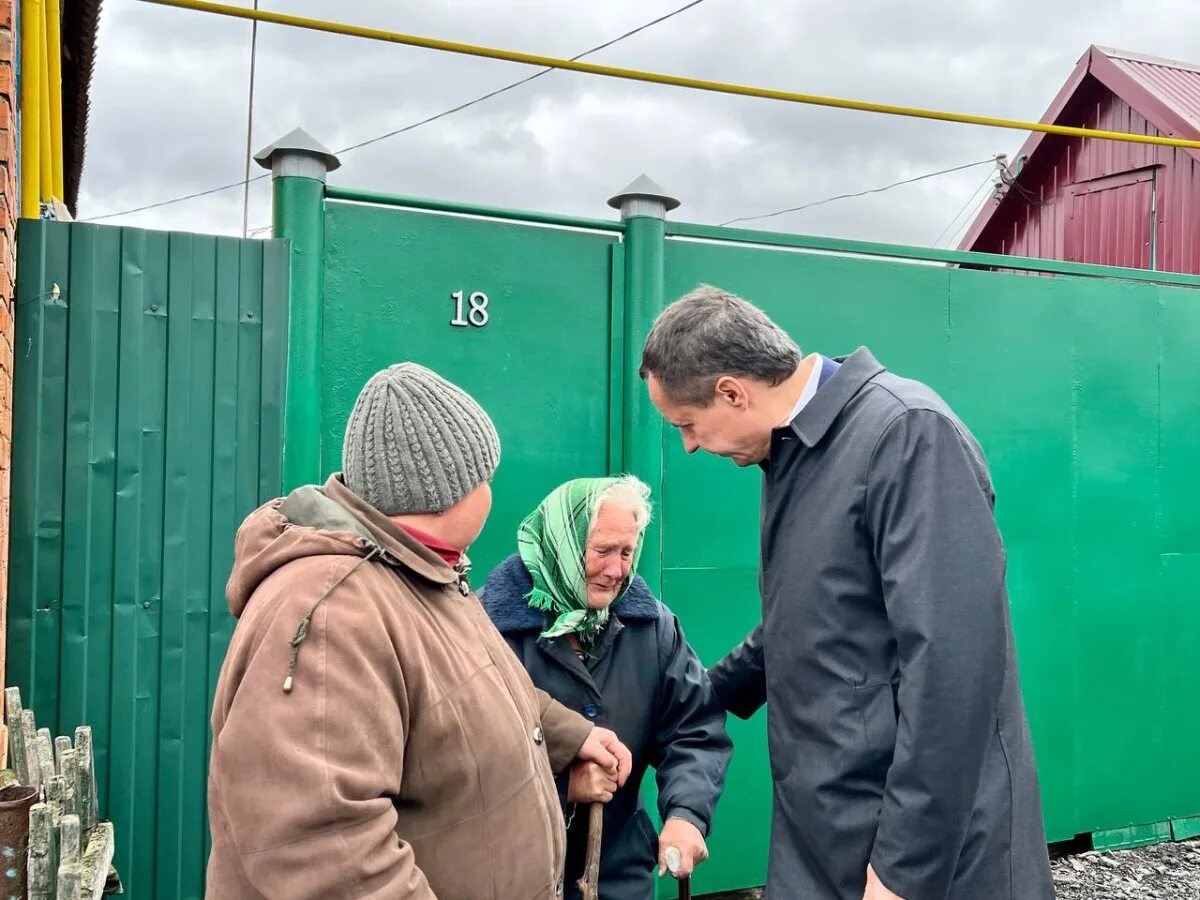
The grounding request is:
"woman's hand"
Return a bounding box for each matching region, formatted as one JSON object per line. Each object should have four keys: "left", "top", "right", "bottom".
{"left": 657, "top": 817, "right": 708, "bottom": 877}
{"left": 567, "top": 761, "right": 618, "bottom": 803}
{"left": 576, "top": 726, "right": 633, "bottom": 787}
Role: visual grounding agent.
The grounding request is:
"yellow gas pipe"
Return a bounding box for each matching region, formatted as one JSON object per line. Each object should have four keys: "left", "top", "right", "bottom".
{"left": 18, "top": 0, "right": 42, "bottom": 219}
{"left": 19, "top": 0, "right": 64, "bottom": 218}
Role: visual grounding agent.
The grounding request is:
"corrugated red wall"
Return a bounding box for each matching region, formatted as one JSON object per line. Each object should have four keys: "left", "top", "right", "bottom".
{"left": 968, "top": 82, "right": 1200, "bottom": 274}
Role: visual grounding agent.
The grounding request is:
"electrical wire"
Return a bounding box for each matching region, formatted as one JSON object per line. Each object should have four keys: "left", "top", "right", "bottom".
{"left": 337, "top": 0, "right": 709, "bottom": 156}
{"left": 933, "top": 163, "right": 999, "bottom": 248}
{"left": 720, "top": 157, "right": 1001, "bottom": 228}
{"left": 82, "top": 0, "right": 710, "bottom": 224}
{"left": 945, "top": 186, "right": 996, "bottom": 249}
{"left": 84, "top": 176, "right": 269, "bottom": 222}
{"left": 141, "top": 0, "right": 1200, "bottom": 153}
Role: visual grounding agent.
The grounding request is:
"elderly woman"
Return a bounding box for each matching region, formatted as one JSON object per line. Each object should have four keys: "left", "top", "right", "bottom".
{"left": 481, "top": 475, "right": 732, "bottom": 899}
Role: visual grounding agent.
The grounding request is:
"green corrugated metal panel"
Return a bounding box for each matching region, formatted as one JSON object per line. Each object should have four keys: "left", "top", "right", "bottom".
{"left": 320, "top": 200, "right": 618, "bottom": 577}
{"left": 9, "top": 220, "right": 289, "bottom": 900}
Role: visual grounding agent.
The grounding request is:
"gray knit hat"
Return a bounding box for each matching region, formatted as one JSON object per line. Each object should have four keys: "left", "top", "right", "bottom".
{"left": 342, "top": 363, "right": 500, "bottom": 516}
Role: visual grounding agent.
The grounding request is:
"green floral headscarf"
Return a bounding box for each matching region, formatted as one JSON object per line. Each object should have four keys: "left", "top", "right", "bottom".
{"left": 517, "top": 477, "right": 645, "bottom": 649}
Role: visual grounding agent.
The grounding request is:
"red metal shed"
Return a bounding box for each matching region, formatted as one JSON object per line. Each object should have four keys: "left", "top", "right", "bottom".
{"left": 959, "top": 46, "right": 1200, "bottom": 273}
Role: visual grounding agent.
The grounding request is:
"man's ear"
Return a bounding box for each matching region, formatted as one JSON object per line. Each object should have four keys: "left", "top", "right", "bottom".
{"left": 714, "top": 375, "right": 748, "bottom": 409}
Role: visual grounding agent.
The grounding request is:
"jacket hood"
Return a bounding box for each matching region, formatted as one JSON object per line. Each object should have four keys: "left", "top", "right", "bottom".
{"left": 226, "top": 474, "right": 459, "bottom": 618}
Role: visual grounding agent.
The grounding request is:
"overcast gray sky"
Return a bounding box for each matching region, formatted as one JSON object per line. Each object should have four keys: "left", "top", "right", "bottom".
{"left": 81, "top": 0, "right": 1200, "bottom": 247}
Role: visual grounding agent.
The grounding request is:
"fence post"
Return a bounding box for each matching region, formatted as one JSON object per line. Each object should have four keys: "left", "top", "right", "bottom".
{"left": 254, "top": 128, "right": 341, "bottom": 491}
{"left": 607, "top": 176, "right": 679, "bottom": 598}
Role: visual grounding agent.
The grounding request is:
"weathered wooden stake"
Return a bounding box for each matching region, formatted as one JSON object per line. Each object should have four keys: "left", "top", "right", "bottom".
{"left": 5, "top": 688, "right": 27, "bottom": 787}
{"left": 74, "top": 726, "right": 98, "bottom": 832}
{"left": 6, "top": 714, "right": 25, "bottom": 787}
{"left": 27, "top": 802, "right": 55, "bottom": 899}
{"left": 45, "top": 775, "right": 65, "bottom": 827}
{"left": 56, "top": 861, "right": 82, "bottom": 900}
{"left": 4, "top": 687, "right": 22, "bottom": 720}
{"left": 60, "top": 749, "right": 79, "bottom": 825}
{"left": 60, "top": 813, "right": 81, "bottom": 865}
{"left": 36, "top": 728, "right": 56, "bottom": 791}
{"left": 21, "top": 710, "right": 39, "bottom": 789}
{"left": 55, "top": 735, "right": 72, "bottom": 774}
{"left": 80, "top": 821, "right": 115, "bottom": 900}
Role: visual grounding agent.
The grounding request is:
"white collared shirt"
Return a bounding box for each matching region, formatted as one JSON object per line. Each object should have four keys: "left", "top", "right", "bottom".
{"left": 781, "top": 354, "right": 824, "bottom": 426}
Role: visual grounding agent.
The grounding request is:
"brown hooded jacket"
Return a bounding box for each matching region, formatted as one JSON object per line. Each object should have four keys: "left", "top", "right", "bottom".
{"left": 206, "top": 476, "right": 593, "bottom": 898}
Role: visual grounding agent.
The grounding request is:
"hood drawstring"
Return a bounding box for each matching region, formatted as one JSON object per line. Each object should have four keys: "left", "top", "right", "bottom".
{"left": 283, "top": 546, "right": 383, "bottom": 694}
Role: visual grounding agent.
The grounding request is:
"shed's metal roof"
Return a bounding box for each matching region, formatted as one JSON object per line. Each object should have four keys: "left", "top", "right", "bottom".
{"left": 959, "top": 45, "right": 1200, "bottom": 251}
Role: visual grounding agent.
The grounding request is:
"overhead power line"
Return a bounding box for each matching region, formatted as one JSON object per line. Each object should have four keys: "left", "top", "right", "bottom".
{"left": 83, "top": 0, "right": 711, "bottom": 224}
{"left": 721, "top": 157, "right": 1003, "bottom": 228}
{"left": 143, "top": 0, "right": 1200, "bottom": 153}
{"left": 943, "top": 186, "right": 995, "bottom": 250}
{"left": 84, "top": 176, "right": 269, "bottom": 222}
{"left": 933, "top": 160, "right": 1003, "bottom": 248}
{"left": 339, "top": 0, "right": 709, "bottom": 156}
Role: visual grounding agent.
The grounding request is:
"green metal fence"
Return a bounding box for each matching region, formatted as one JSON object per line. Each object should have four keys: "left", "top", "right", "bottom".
{"left": 312, "top": 186, "right": 1200, "bottom": 895}
{"left": 9, "top": 220, "right": 289, "bottom": 900}
{"left": 8, "top": 175, "right": 1200, "bottom": 898}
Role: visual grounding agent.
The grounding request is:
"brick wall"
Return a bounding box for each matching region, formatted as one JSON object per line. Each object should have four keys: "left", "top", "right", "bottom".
{"left": 0, "top": 0, "right": 16, "bottom": 734}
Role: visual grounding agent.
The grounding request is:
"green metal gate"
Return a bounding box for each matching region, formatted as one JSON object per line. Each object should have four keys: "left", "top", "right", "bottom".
{"left": 319, "top": 197, "right": 624, "bottom": 572}
{"left": 9, "top": 219, "right": 289, "bottom": 900}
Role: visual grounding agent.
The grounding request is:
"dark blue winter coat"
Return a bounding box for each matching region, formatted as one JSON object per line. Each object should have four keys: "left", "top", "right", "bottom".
{"left": 481, "top": 554, "right": 732, "bottom": 900}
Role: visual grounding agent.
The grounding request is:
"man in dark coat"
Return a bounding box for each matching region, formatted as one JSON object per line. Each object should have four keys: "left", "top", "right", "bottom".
{"left": 481, "top": 475, "right": 732, "bottom": 899}
{"left": 639, "top": 286, "right": 1054, "bottom": 900}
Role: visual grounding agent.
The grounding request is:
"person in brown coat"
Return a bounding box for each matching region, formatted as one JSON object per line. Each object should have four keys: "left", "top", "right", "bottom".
{"left": 206, "top": 363, "right": 633, "bottom": 899}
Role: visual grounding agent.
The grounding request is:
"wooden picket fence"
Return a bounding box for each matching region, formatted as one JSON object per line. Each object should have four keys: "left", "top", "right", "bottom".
{"left": 3, "top": 687, "right": 116, "bottom": 899}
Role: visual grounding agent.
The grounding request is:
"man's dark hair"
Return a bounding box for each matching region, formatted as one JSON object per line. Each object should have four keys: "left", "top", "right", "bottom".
{"left": 639, "top": 285, "right": 801, "bottom": 406}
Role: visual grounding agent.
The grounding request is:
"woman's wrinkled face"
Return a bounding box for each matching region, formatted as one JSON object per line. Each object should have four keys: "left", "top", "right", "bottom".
{"left": 583, "top": 502, "right": 640, "bottom": 610}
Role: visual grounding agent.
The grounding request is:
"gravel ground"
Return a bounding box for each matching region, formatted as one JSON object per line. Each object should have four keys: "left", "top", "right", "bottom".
{"left": 1051, "top": 839, "right": 1200, "bottom": 899}
{"left": 693, "top": 838, "right": 1200, "bottom": 898}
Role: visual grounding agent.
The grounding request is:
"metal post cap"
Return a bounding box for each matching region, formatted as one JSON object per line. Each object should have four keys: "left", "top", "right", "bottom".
{"left": 254, "top": 128, "right": 342, "bottom": 180}
{"left": 604, "top": 177, "right": 681, "bottom": 217}
{"left": 607, "top": 175, "right": 680, "bottom": 219}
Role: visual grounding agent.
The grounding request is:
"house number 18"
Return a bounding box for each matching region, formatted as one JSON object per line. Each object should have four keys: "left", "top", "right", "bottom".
{"left": 450, "top": 291, "right": 490, "bottom": 328}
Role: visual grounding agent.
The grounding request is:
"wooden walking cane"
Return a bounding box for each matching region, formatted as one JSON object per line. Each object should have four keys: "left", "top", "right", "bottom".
{"left": 577, "top": 802, "right": 604, "bottom": 900}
